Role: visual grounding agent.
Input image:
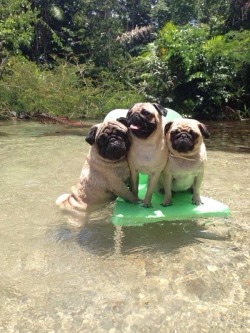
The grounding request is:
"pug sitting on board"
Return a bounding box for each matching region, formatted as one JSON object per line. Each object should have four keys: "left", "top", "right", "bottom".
{"left": 161, "top": 118, "right": 210, "bottom": 206}
{"left": 118, "top": 102, "right": 168, "bottom": 207}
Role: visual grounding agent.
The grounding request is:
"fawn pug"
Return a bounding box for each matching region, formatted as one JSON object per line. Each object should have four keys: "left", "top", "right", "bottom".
{"left": 161, "top": 118, "right": 210, "bottom": 206}
{"left": 56, "top": 120, "right": 138, "bottom": 214}
{"left": 118, "top": 102, "right": 168, "bottom": 207}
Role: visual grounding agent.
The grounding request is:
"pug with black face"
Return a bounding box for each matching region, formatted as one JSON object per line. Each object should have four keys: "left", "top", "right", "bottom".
{"left": 161, "top": 118, "right": 210, "bottom": 206}
{"left": 118, "top": 102, "right": 168, "bottom": 207}
{"left": 56, "top": 120, "right": 138, "bottom": 213}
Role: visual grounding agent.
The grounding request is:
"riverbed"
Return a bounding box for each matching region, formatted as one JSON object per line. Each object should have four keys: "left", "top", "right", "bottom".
{"left": 0, "top": 119, "right": 249, "bottom": 332}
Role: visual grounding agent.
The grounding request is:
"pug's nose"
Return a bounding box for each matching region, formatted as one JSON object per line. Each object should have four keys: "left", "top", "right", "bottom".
{"left": 178, "top": 132, "right": 189, "bottom": 139}
{"left": 133, "top": 113, "right": 140, "bottom": 120}
{"left": 130, "top": 113, "right": 140, "bottom": 124}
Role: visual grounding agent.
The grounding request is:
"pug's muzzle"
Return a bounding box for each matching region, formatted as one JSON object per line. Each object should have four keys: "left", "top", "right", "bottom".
{"left": 96, "top": 129, "right": 130, "bottom": 160}
{"left": 127, "top": 112, "right": 156, "bottom": 139}
{"left": 171, "top": 130, "right": 198, "bottom": 153}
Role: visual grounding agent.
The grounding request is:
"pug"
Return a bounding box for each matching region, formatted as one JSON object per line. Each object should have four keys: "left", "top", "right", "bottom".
{"left": 161, "top": 118, "right": 210, "bottom": 206}
{"left": 56, "top": 120, "right": 138, "bottom": 213}
{"left": 118, "top": 102, "right": 168, "bottom": 207}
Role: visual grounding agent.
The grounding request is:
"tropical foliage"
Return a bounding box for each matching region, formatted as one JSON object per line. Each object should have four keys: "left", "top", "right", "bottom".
{"left": 132, "top": 23, "right": 250, "bottom": 119}
{"left": 0, "top": 0, "right": 249, "bottom": 120}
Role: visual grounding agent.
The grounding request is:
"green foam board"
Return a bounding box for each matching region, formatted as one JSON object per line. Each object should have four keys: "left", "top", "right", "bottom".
{"left": 112, "top": 174, "right": 231, "bottom": 226}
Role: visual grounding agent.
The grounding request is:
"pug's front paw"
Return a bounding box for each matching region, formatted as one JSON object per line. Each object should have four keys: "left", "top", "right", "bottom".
{"left": 161, "top": 195, "right": 172, "bottom": 206}
{"left": 141, "top": 201, "right": 152, "bottom": 208}
{"left": 192, "top": 195, "right": 203, "bottom": 205}
{"left": 161, "top": 201, "right": 172, "bottom": 207}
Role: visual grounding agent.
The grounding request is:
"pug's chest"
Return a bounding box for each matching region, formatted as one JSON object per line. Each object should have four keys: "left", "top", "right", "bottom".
{"left": 169, "top": 158, "right": 203, "bottom": 177}
{"left": 169, "top": 160, "right": 203, "bottom": 191}
{"left": 116, "top": 165, "right": 130, "bottom": 181}
{"left": 110, "top": 161, "right": 130, "bottom": 181}
{"left": 128, "top": 146, "right": 165, "bottom": 173}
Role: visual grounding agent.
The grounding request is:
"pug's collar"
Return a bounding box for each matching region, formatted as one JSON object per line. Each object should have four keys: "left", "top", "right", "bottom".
{"left": 169, "top": 152, "right": 196, "bottom": 162}
{"left": 86, "top": 153, "right": 127, "bottom": 164}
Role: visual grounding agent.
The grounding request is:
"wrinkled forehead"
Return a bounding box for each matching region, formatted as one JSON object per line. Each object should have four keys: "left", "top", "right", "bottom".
{"left": 171, "top": 119, "right": 199, "bottom": 131}
{"left": 129, "top": 103, "right": 156, "bottom": 113}
{"left": 97, "top": 120, "right": 127, "bottom": 134}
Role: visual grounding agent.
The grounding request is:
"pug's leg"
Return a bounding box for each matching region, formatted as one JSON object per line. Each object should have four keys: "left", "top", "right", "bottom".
{"left": 162, "top": 171, "right": 173, "bottom": 206}
{"left": 156, "top": 172, "right": 165, "bottom": 194}
{"left": 66, "top": 211, "right": 90, "bottom": 228}
{"left": 192, "top": 171, "right": 204, "bottom": 205}
{"left": 143, "top": 172, "right": 161, "bottom": 207}
{"left": 129, "top": 167, "right": 139, "bottom": 198}
{"left": 113, "top": 180, "right": 139, "bottom": 203}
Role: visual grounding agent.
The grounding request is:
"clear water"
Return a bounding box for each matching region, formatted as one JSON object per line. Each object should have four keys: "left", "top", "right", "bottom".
{"left": 0, "top": 119, "right": 249, "bottom": 332}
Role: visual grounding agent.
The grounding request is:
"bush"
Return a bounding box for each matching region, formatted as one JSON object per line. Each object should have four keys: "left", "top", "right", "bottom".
{"left": 131, "top": 23, "right": 250, "bottom": 119}
{"left": 0, "top": 56, "right": 144, "bottom": 119}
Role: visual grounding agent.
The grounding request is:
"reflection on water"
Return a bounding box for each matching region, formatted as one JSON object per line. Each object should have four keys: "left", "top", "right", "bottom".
{"left": 0, "top": 119, "right": 249, "bottom": 332}
{"left": 53, "top": 219, "right": 230, "bottom": 257}
{"left": 205, "top": 121, "right": 250, "bottom": 153}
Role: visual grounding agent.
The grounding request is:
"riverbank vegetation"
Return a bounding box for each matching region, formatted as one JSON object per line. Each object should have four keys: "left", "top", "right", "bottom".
{"left": 0, "top": 0, "right": 249, "bottom": 120}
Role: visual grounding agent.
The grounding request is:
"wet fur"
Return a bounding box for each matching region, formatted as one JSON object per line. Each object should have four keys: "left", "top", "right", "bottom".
{"left": 56, "top": 120, "right": 138, "bottom": 214}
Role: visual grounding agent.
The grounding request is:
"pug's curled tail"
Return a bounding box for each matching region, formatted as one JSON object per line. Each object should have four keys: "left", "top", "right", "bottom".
{"left": 56, "top": 193, "right": 87, "bottom": 211}
{"left": 56, "top": 193, "right": 71, "bottom": 206}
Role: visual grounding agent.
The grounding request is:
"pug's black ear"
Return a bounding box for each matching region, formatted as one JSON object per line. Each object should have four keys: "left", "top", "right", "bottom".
{"left": 116, "top": 117, "right": 129, "bottom": 127}
{"left": 198, "top": 123, "right": 210, "bottom": 139}
{"left": 85, "top": 125, "right": 98, "bottom": 145}
{"left": 153, "top": 103, "right": 168, "bottom": 117}
{"left": 126, "top": 109, "right": 132, "bottom": 119}
{"left": 164, "top": 121, "right": 173, "bottom": 135}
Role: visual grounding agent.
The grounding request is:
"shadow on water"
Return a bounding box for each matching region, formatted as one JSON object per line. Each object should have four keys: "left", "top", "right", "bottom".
{"left": 52, "top": 214, "right": 230, "bottom": 257}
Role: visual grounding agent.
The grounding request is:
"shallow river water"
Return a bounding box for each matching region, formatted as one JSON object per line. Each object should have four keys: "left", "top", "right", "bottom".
{"left": 0, "top": 119, "right": 249, "bottom": 333}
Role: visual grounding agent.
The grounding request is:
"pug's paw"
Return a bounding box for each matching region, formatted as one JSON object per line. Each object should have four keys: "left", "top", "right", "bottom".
{"left": 161, "top": 195, "right": 172, "bottom": 206}
{"left": 141, "top": 201, "right": 152, "bottom": 208}
{"left": 161, "top": 201, "right": 172, "bottom": 207}
{"left": 132, "top": 196, "right": 141, "bottom": 203}
{"left": 192, "top": 196, "right": 203, "bottom": 205}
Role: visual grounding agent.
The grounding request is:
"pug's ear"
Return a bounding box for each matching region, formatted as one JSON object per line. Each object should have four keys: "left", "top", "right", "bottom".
{"left": 198, "top": 123, "right": 210, "bottom": 139}
{"left": 85, "top": 125, "right": 98, "bottom": 145}
{"left": 164, "top": 121, "right": 173, "bottom": 135}
{"left": 116, "top": 117, "right": 129, "bottom": 127}
{"left": 153, "top": 103, "right": 168, "bottom": 117}
{"left": 126, "top": 109, "right": 132, "bottom": 119}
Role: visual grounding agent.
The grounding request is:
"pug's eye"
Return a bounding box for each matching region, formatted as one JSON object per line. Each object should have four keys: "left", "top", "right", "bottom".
{"left": 189, "top": 129, "right": 198, "bottom": 139}
{"left": 99, "top": 133, "right": 107, "bottom": 142}
{"left": 141, "top": 109, "right": 151, "bottom": 117}
{"left": 170, "top": 129, "right": 179, "bottom": 141}
{"left": 114, "top": 130, "right": 125, "bottom": 138}
{"left": 171, "top": 129, "right": 179, "bottom": 136}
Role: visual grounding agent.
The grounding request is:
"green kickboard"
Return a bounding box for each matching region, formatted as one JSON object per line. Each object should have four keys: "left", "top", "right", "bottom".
{"left": 112, "top": 175, "right": 231, "bottom": 226}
